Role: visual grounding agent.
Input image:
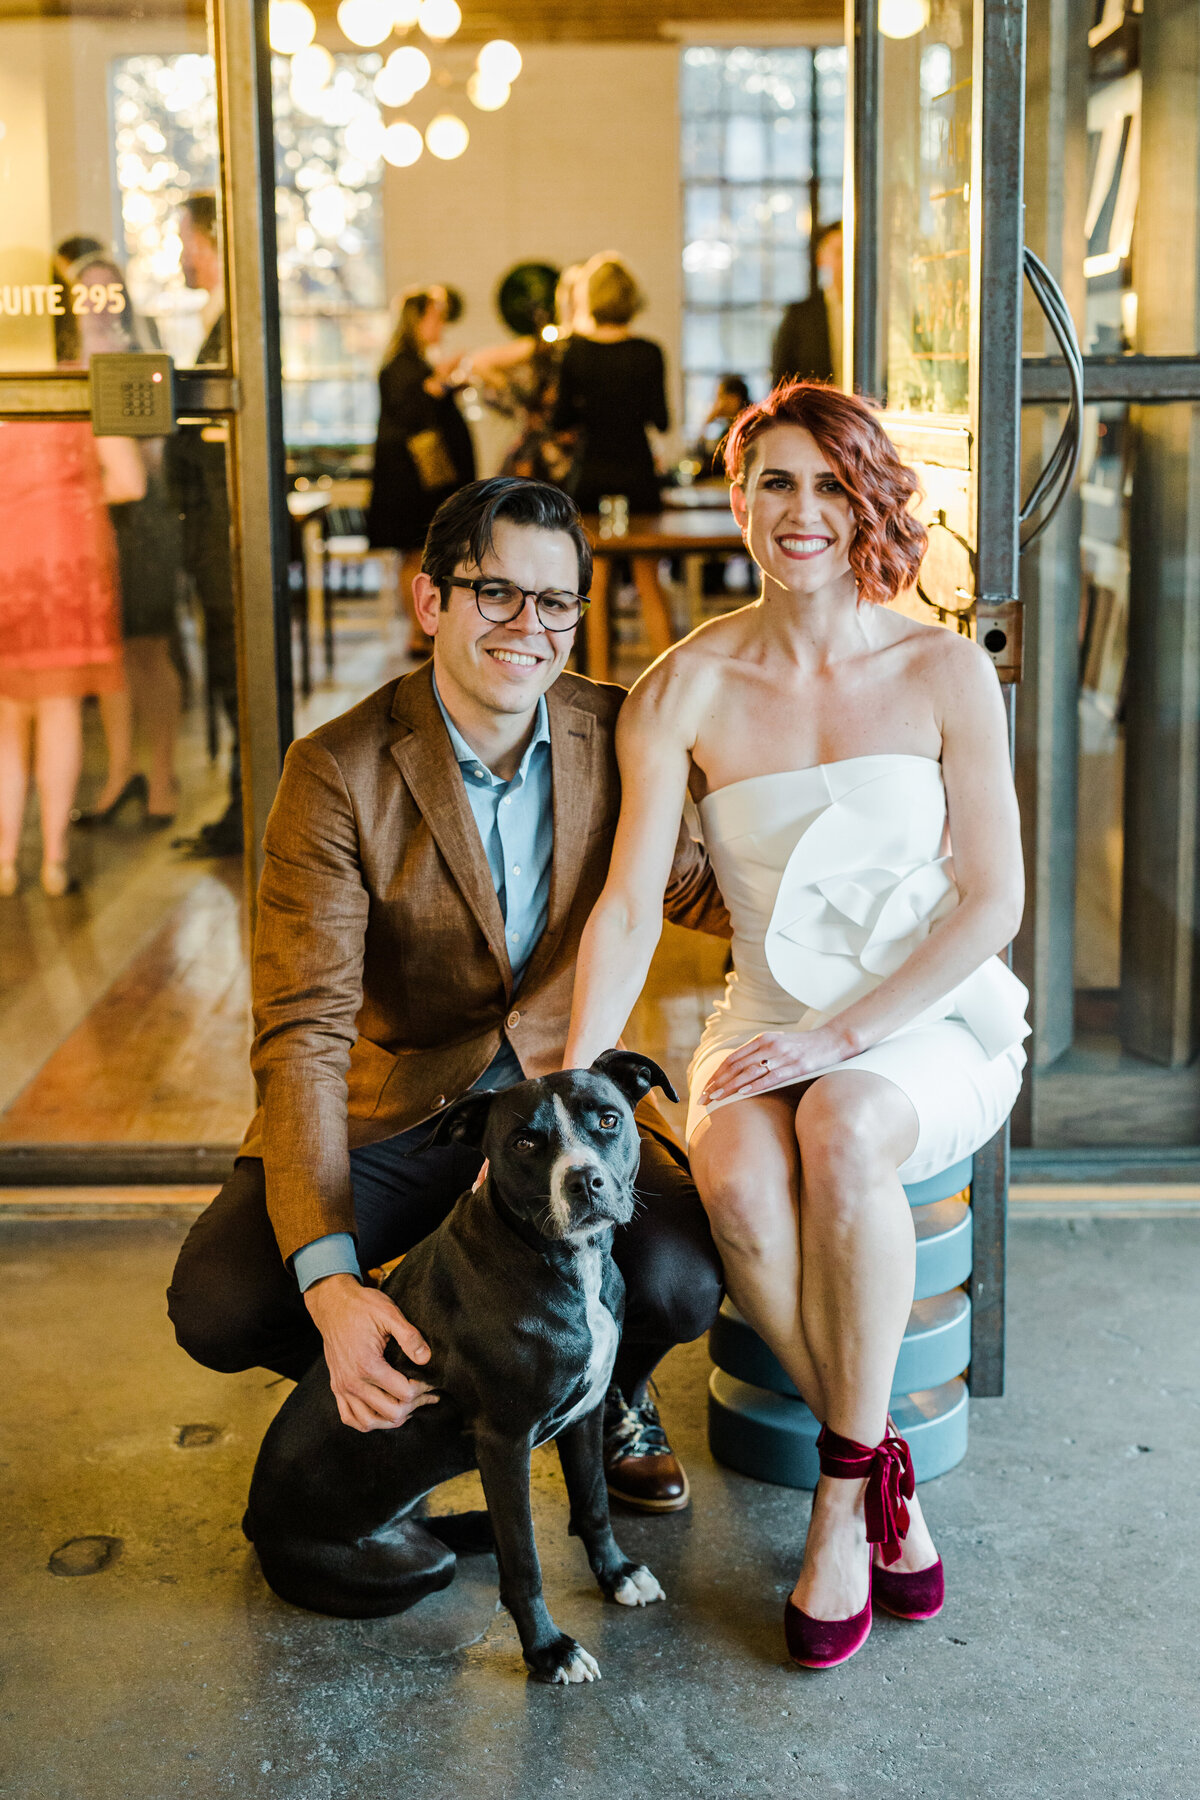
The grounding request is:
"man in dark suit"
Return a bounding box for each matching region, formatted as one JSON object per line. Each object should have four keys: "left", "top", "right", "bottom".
{"left": 169, "top": 192, "right": 242, "bottom": 856}
{"left": 770, "top": 221, "right": 844, "bottom": 389}
{"left": 168, "top": 476, "right": 731, "bottom": 1514}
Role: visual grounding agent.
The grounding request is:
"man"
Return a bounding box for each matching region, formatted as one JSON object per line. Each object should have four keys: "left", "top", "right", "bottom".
{"left": 168, "top": 476, "right": 730, "bottom": 1513}
{"left": 168, "top": 191, "right": 242, "bottom": 856}
{"left": 770, "top": 220, "right": 843, "bottom": 389}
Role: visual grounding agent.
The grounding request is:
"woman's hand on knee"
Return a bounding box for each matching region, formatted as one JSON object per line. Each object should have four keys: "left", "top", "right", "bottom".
{"left": 701, "top": 1026, "right": 854, "bottom": 1104}
{"left": 304, "top": 1274, "right": 438, "bottom": 1432}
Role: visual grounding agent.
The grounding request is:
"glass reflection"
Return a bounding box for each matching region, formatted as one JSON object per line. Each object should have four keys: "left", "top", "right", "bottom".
{"left": 879, "top": 2, "right": 973, "bottom": 414}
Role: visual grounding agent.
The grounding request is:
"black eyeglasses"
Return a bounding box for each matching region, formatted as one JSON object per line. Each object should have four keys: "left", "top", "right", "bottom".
{"left": 442, "top": 576, "right": 590, "bottom": 632}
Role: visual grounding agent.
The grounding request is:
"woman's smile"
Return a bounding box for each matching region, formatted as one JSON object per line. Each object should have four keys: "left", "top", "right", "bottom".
{"left": 774, "top": 531, "right": 836, "bottom": 561}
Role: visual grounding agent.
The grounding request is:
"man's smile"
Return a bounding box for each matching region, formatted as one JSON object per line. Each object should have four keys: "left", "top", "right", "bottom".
{"left": 486, "top": 647, "right": 544, "bottom": 668}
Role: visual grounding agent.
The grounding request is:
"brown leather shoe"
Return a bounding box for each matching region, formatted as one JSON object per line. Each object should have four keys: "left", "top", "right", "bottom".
{"left": 603, "top": 1385, "right": 690, "bottom": 1513}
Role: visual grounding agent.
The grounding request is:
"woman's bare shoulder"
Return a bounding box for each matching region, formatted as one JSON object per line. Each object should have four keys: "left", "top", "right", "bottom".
{"left": 622, "top": 612, "right": 744, "bottom": 739}
{"left": 887, "top": 609, "right": 998, "bottom": 683}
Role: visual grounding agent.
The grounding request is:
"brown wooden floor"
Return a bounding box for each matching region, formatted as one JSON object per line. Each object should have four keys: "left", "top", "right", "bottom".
{"left": 0, "top": 874, "right": 255, "bottom": 1144}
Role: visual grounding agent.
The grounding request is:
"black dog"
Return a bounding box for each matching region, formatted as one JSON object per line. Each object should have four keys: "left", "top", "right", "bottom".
{"left": 243, "top": 1051, "right": 674, "bottom": 1685}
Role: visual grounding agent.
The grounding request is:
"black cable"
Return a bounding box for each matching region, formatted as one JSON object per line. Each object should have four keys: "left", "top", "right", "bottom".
{"left": 1019, "top": 246, "right": 1084, "bottom": 551}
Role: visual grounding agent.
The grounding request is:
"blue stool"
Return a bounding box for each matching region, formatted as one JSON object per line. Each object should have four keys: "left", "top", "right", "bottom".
{"left": 707, "top": 1156, "right": 974, "bottom": 1488}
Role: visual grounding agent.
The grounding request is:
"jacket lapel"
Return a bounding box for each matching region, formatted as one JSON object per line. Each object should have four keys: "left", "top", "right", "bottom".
{"left": 389, "top": 665, "right": 513, "bottom": 995}
{"left": 517, "top": 683, "right": 598, "bottom": 994}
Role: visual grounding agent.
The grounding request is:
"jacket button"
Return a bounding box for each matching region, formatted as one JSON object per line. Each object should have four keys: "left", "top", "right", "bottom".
{"left": 433, "top": 1094, "right": 446, "bottom": 1108}
{"left": 506, "top": 1009, "right": 520, "bottom": 1030}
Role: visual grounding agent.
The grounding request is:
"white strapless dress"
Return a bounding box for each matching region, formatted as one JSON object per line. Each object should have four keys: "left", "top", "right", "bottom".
{"left": 686, "top": 755, "right": 1030, "bottom": 1183}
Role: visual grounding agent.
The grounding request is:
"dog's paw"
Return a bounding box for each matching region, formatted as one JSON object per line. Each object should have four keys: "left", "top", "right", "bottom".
{"left": 612, "top": 1563, "right": 665, "bottom": 1607}
{"left": 528, "top": 1635, "right": 602, "bottom": 1685}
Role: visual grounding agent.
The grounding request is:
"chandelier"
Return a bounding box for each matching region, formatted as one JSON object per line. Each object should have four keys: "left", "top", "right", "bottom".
{"left": 268, "top": 0, "right": 522, "bottom": 164}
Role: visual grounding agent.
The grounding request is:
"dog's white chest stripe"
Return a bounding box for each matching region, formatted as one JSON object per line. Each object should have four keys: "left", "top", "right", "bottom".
{"left": 558, "top": 1243, "right": 619, "bottom": 1431}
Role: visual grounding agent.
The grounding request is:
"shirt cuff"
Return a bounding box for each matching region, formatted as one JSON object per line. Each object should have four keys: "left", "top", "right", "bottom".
{"left": 292, "top": 1232, "right": 361, "bottom": 1293}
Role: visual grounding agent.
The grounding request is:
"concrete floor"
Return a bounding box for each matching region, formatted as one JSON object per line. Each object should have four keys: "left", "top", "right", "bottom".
{"left": 2, "top": 1210, "right": 1197, "bottom": 1800}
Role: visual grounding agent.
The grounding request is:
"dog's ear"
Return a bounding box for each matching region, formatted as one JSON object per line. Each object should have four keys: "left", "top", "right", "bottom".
{"left": 591, "top": 1049, "right": 678, "bottom": 1107}
{"left": 418, "top": 1090, "right": 497, "bottom": 1151}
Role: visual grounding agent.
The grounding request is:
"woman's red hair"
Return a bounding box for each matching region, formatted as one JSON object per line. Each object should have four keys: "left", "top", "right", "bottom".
{"left": 723, "top": 381, "right": 927, "bottom": 605}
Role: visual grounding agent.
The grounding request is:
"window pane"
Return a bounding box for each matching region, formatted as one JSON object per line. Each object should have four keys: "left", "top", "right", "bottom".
{"left": 681, "top": 45, "right": 723, "bottom": 114}
{"left": 730, "top": 247, "right": 765, "bottom": 305}
{"left": 725, "top": 115, "right": 768, "bottom": 182}
{"left": 771, "top": 111, "right": 813, "bottom": 180}
{"left": 683, "top": 310, "right": 725, "bottom": 372}
{"left": 682, "top": 117, "right": 721, "bottom": 179}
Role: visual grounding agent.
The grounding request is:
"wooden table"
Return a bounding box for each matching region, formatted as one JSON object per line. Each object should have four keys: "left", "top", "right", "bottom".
{"left": 582, "top": 505, "right": 744, "bottom": 681}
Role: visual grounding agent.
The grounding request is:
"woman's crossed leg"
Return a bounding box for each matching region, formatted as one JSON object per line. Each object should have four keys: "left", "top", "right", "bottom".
{"left": 690, "top": 1068, "right": 939, "bottom": 1623}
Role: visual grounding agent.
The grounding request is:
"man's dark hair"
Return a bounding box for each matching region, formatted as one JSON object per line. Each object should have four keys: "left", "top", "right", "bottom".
{"left": 181, "top": 192, "right": 220, "bottom": 243}
{"left": 422, "top": 476, "right": 593, "bottom": 600}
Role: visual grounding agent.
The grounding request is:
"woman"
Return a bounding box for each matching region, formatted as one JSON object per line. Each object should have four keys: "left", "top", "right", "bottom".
{"left": 0, "top": 258, "right": 145, "bottom": 896}
{"left": 366, "top": 285, "right": 476, "bottom": 653}
{"left": 553, "top": 253, "right": 673, "bottom": 656}
{"left": 552, "top": 253, "right": 668, "bottom": 514}
{"left": 65, "top": 250, "right": 183, "bottom": 827}
{"left": 564, "top": 381, "right": 1029, "bottom": 1669}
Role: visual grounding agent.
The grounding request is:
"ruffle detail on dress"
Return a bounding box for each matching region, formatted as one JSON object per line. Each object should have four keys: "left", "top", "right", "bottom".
{"left": 763, "top": 759, "right": 1029, "bottom": 1059}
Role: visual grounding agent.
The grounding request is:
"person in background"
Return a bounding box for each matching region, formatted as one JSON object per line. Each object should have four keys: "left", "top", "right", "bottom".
{"left": 0, "top": 275, "right": 145, "bottom": 896}
{"left": 458, "top": 262, "right": 570, "bottom": 485}
{"left": 366, "top": 284, "right": 477, "bottom": 657}
{"left": 687, "top": 373, "right": 751, "bottom": 482}
{"left": 168, "top": 191, "right": 243, "bottom": 858}
{"left": 61, "top": 249, "right": 183, "bottom": 829}
{"left": 551, "top": 252, "right": 668, "bottom": 515}
{"left": 771, "top": 221, "right": 844, "bottom": 389}
{"left": 551, "top": 253, "right": 674, "bottom": 658}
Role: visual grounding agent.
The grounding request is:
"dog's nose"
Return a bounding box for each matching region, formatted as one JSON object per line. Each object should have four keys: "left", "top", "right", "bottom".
{"left": 562, "top": 1164, "right": 607, "bottom": 1199}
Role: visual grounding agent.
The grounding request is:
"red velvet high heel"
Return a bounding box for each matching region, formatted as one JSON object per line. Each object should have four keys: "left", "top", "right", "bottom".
{"left": 871, "top": 1556, "right": 944, "bottom": 1620}
{"left": 870, "top": 1412, "right": 943, "bottom": 1619}
{"left": 784, "top": 1422, "right": 915, "bottom": 1670}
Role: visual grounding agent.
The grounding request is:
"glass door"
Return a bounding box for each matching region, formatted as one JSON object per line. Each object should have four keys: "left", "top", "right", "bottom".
{"left": 0, "top": 0, "right": 288, "bottom": 1181}
{"left": 845, "top": 0, "right": 1028, "bottom": 1391}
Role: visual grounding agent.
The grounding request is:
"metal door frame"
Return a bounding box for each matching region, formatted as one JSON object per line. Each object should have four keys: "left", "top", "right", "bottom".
{"left": 0, "top": 0, "right": 289, "bottom": 1187}
{"left": 845, "top": 0, "right": 1028, "bottom": 1395}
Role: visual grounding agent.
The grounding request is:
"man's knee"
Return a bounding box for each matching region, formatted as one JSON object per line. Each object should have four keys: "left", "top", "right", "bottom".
{"left": 166, "top": 1160, "right": 313, "bottom": 1377}
{"left": 619, "top": 1137, "right": 724, "bottom": 1347}
{"left": 166, "top": 1269, "right": 266, "bottom": 1374}
{"left": 621, "top": 1231, "right": 723, "bottom": 1348}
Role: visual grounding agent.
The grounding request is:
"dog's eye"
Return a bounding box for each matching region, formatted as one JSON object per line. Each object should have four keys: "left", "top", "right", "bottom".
{"left": 511, "top": 1133, "right": 539, "bottom": 1153}
{"left": 598, "top": 1112, "right": 620, "bottom": 1130}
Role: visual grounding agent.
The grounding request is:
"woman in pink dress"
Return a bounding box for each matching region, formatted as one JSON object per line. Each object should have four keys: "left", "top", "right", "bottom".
{"left": 0, "top": 418, "right": 143, "bottom": 895}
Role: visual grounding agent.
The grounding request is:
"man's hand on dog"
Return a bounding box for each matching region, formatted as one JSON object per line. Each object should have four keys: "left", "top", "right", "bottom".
{"left": 303, "top": 1275, "right": 438, "bottom": 1432}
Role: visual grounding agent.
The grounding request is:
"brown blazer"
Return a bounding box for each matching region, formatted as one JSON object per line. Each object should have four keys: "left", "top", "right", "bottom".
{"left": 241, "top": 662, "right": 730, "bottom": 1262}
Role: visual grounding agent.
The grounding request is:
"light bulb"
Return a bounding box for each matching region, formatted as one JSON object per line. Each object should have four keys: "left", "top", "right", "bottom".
{"left": 344, "top": 110, "right": 386, "bottom": 162}
{"left": 382, "top": 120, "right": 423, "bottom": 165}
{"left": 375, "top": 63, "right": 412, "bottom": 105}
{"left": 393, "top": 45, "right": 430, "bottom": 90}
{"left": 425, "top": 112, "right": 469, "bottom": 159}
{"left": 337, "top": 0, "right": 394, "bottom": 46}
{"left": 269, "top": 0, "right": 316, "bottom": 54}
{"left": 418, "top": 0, "right": 461, "bottom": 42}
{"left": 466, "top": 71, "right": 509, "bottom": 111}
{"left": 476, "top": 38, "right": 522, "bottom": 84}
{"left": 391, "top": 0, "right": 421, "bottom": 24}
{"left": 290, "top": 44, "right": 333, "bottom": 94}
{"left": 878, "top": 0, "right": 930, "bottom": 38}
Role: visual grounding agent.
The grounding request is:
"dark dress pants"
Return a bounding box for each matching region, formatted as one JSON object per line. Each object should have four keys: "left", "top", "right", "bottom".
{"left": 167, "top": 1120, "right": 723, "bottom": 1398}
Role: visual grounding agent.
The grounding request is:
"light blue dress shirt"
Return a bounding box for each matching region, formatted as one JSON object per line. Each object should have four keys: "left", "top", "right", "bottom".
{"left": 292, "top": 676, "right": 554, "bottom": 1292}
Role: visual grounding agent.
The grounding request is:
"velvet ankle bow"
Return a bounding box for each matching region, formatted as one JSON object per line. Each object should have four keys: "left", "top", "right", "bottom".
{"left": 816, "top": 1424, "right": 915, "bottom": 1567}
